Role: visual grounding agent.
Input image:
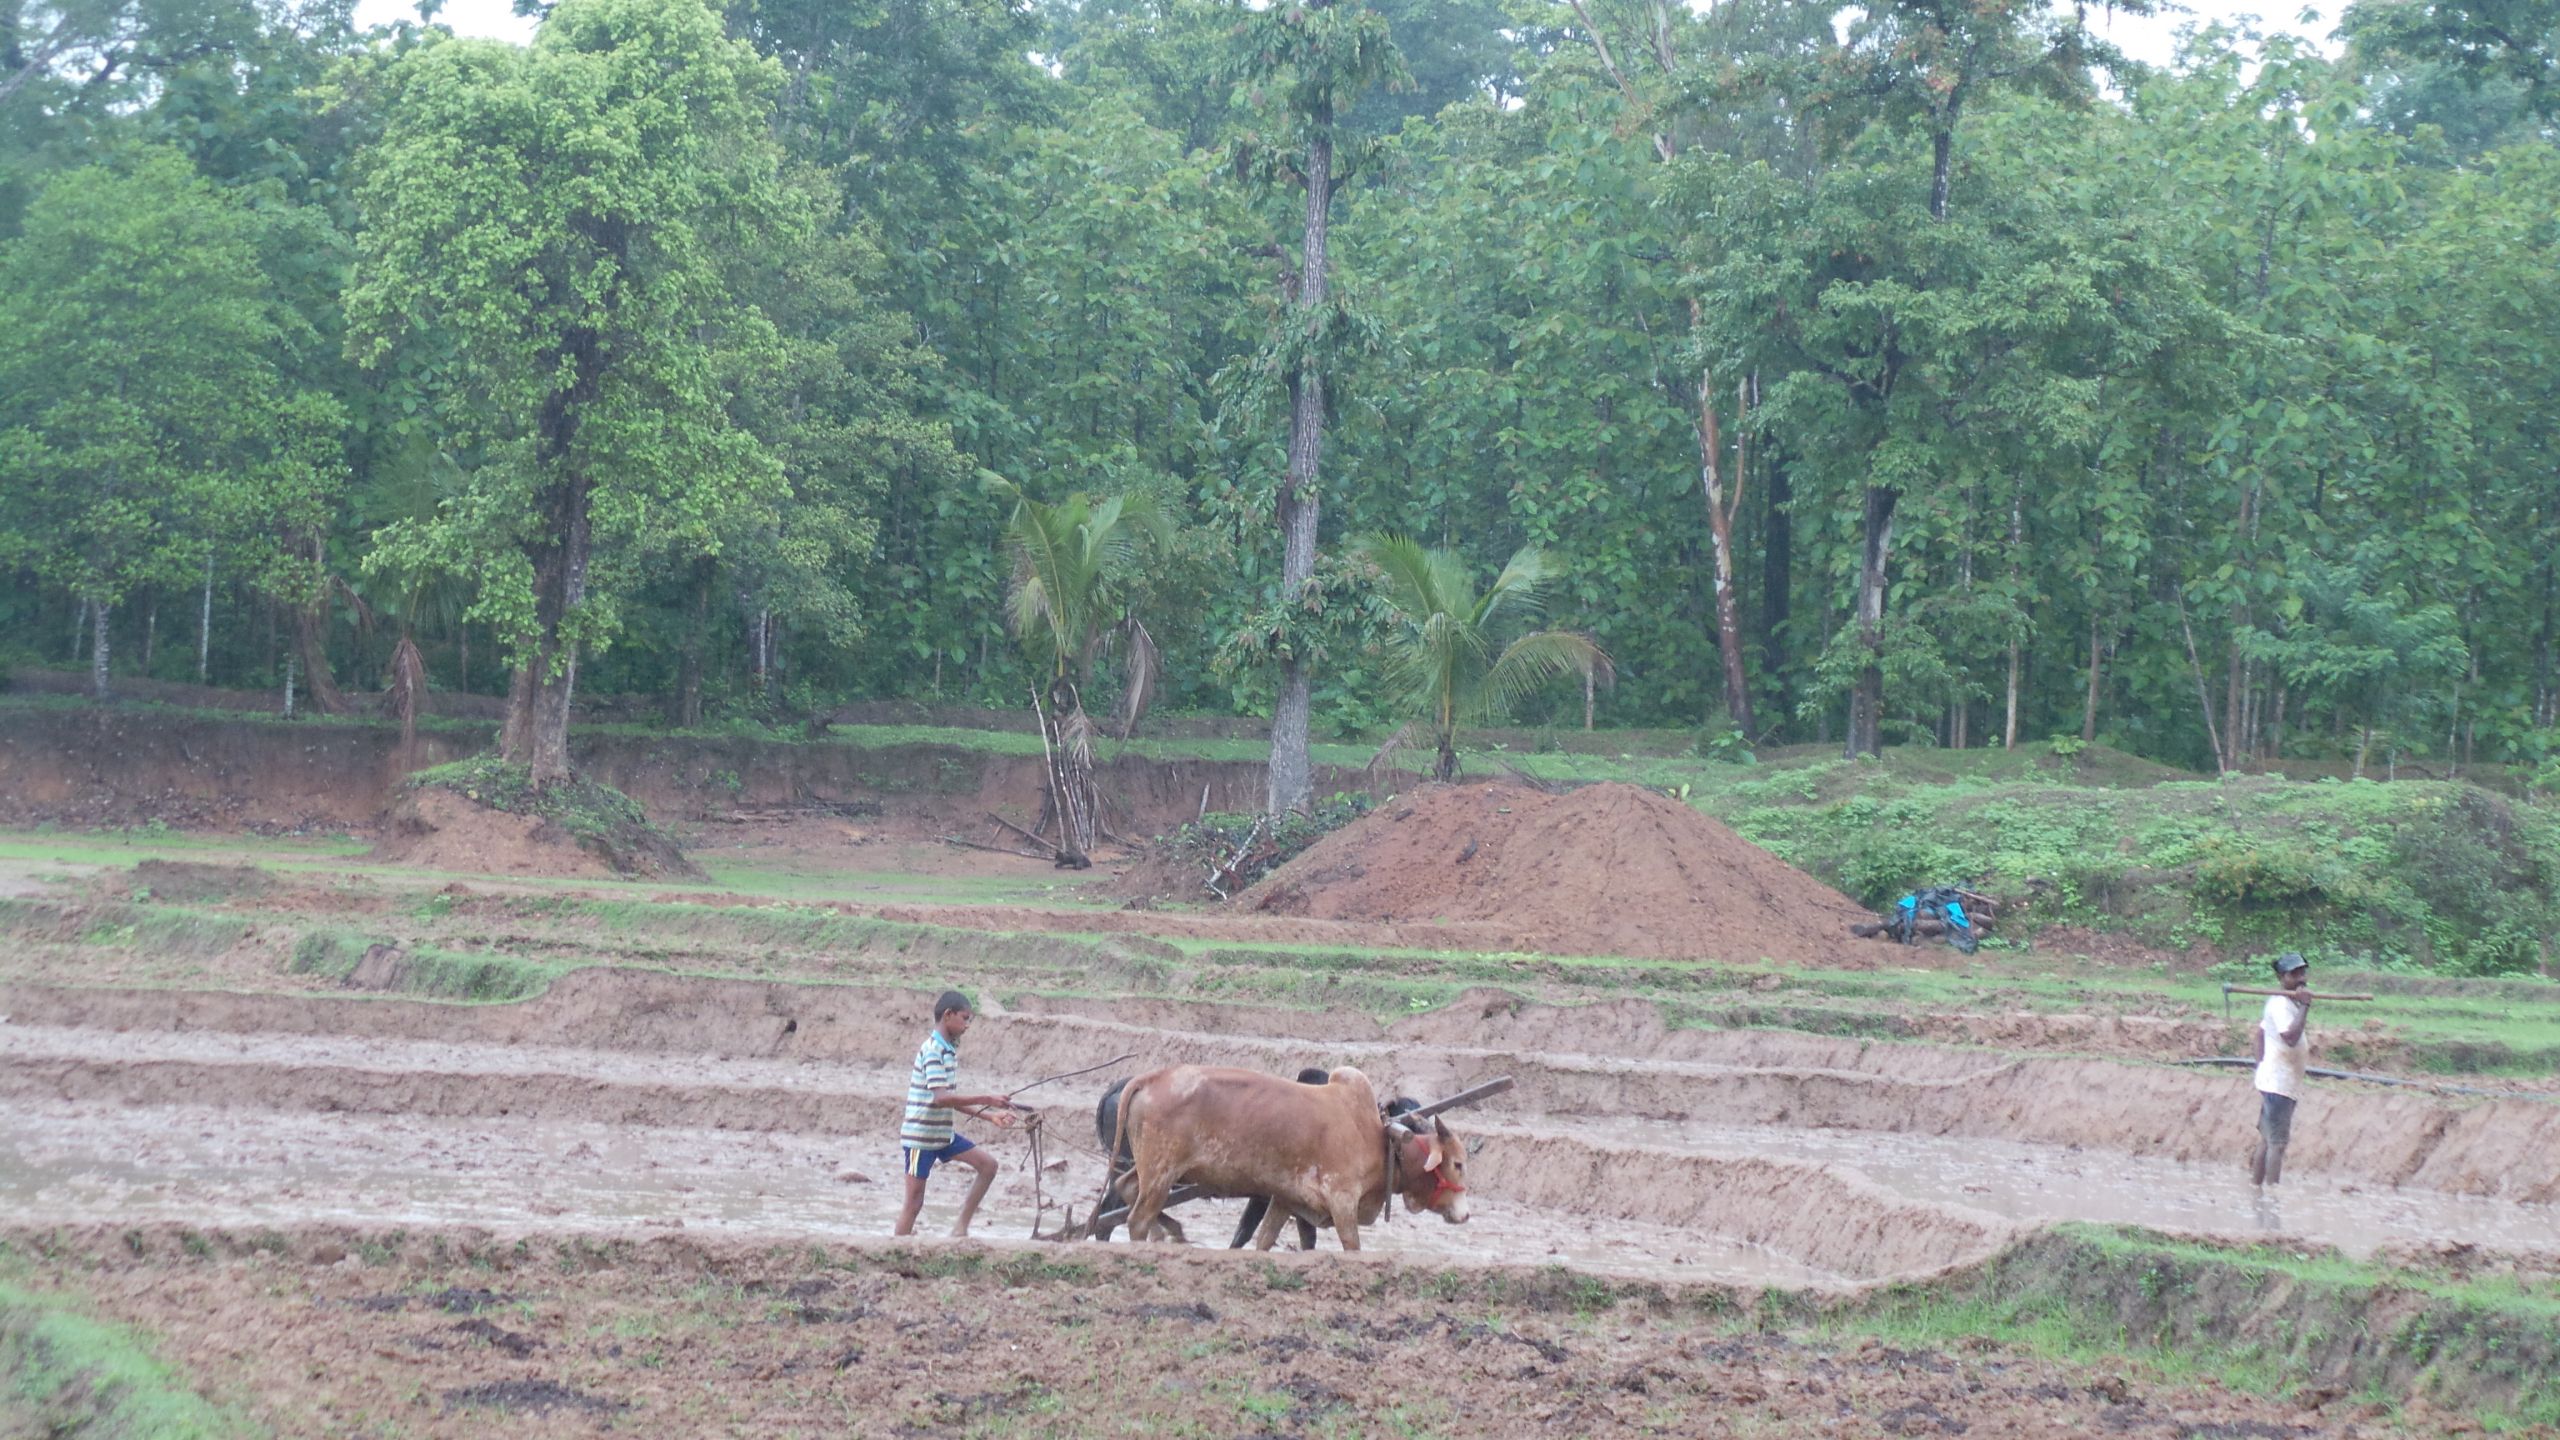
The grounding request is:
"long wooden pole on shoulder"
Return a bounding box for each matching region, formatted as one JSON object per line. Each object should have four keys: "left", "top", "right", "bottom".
{"left": 2222, "top": 985, "right": 2374, "bottom": 1001}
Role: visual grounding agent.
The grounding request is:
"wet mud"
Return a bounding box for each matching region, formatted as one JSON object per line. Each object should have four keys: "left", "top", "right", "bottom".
{"left": 3, "top": 972, "right": 2553, "bottom": 1290}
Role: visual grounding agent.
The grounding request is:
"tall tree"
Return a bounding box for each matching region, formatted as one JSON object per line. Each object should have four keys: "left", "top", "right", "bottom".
{"left": 1232, "top": 0, "right": 1406, "bottom": 816}
{"left": 348, "top": 0, "right": 803, "bottom": 785}
{"left": 0, "top": 149, "right": 341, "bottom": 697}
{"left": 1739, "top": 0, "right": 2143, "bottom": 755}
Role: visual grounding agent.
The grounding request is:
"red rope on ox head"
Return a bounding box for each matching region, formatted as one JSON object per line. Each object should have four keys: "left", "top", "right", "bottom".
{"left": 1399, "top": 1131, "right": 1464, "bottom": 1205}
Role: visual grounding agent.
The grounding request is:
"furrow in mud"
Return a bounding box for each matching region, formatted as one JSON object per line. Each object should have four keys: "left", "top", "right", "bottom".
{"left": 8, "top": 975, "right": 2560, "bottom": 1204}
{"left": 1462, "top": 1132, "right": 2011, "bottom": 1281}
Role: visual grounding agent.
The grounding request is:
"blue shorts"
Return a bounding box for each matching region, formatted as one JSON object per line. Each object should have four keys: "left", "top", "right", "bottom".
{"left": 901, "top": 1135, "right": 976, "bottom": 1182}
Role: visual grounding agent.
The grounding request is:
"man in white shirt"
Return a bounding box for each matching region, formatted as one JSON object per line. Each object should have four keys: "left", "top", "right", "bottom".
{"left": 2250, "top": 952, "right": 2313, "bottom": 1186}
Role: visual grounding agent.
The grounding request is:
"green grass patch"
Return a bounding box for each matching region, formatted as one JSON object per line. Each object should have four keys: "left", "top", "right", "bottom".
{"left": 0, "top": 898, "right": 253, "bottom": 959}
{"left": 0, "top": 1275, "right": 240, "bottom": 1439}
{"left": 283, "top": 926, "right": 564, "bottom": 1002}
{"left": 0, "top": 833, "right": 367, "bottom": 866}
{"left": 1844, "top": 1225, "right": 2560, "bottom": 1430}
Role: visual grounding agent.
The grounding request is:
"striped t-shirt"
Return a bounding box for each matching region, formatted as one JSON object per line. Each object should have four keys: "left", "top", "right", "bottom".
{"left": 901, "top": 1028, "right": 960, "bottom": 1150}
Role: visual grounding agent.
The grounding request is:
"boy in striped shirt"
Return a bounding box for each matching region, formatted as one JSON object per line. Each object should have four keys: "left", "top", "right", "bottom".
{"left": 894, "top": 990, "right": 1015, "bottom": 1238}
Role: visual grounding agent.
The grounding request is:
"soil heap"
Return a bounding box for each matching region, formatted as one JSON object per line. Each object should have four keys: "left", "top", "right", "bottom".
{"left": 1237, "top": 781, "right": 1873, "bottom": 965}
{"left": 369, "top": 761, "right": 702, "bottom": 881}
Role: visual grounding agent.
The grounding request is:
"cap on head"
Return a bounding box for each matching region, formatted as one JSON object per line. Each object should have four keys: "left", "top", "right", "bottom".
{"left": 2274, "top": 952, "right": 2308, "bottom": 975}
{"left": 934, "top": 989, "right": 973, "bottom": 1019}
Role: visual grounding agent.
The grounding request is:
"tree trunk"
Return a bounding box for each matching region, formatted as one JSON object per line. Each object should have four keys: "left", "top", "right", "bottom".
{"left": 1845, "top": 487, "right": 1897, "bottom": 758}
{"left": 71, "top": 596, "right": 87, "bottom": 663}
{"left": 506, "top": 479, "right": 591, "bottom": 788}
{"left": 1697, "top": 365, "right": 1756, "bottom": 738}
{"left": 389, "top": 632, "right": 426, "bottom": 752}
{"left": 197, "top": 559, "right": 213, "bottom": 684}
{"left": 2002, "top": 484, "right": 2024, "bottom": 749}
{"left": 1034, "top": 677, "right": 1095, "bottom": 869}
{"left": 294, "top": 600, "right": 348, "bottom": 717}
{"left": 1266, "top": 94, "right": 1333, "bottom": 819}
{"left": 501, "top": 664, "right": 536, "bottom": 759}
{"left": 88, "top": 597, "right": 110, "bottom": 700}
{"left": 2081, "top": 618, "right": 2103, "bottom": 744}
{"left": 2177, "top": 594, "right": 2226, "bottom": 774}
{"left": 142, "top": 601, "right": 155, "bottom": 672}
{"left": 2222, "top": 641, "right": 2247, "bottom": 772}
{"left": 1930, "top": 126, "right": 1954, "bottom": 222}
{"left": 674, "top": 569, "right": 709, "bottom": 729}
{"left": 2537, "top": 557, "right": 2555, "bottom": 727}
{"left": 1761, "top": 449, "right": 1792, "bottom": 723}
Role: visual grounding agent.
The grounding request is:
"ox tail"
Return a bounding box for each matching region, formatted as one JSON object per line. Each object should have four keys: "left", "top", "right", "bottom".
{"left": 1108, "top": 1076, "right": 1138, "bottom": 1199}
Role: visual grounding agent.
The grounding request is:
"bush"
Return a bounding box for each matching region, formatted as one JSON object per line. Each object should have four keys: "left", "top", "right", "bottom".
{"left": 2391, "top": 789, "right": 2554, "bottom": 975}
{"left": 2191, "top": 839, "right": 2335, "bottom": 909}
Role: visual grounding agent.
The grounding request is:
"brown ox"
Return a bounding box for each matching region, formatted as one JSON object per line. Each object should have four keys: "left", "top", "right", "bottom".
{"left": 1111, "top": 1064, "right": 1469, "bottom": 1251}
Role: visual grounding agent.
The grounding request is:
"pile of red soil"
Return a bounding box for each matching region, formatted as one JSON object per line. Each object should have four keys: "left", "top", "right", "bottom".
{"left": 1236, "top": 781, "right": 1874, "bottom": 964}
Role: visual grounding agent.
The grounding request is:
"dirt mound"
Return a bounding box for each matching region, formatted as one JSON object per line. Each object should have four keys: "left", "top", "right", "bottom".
{"left": 370, "top": 762, "right": 702, "bottom": 881}
{"left": 370, "top": 788, "right": 621, "bottom": 880}
{"left": 1235, "top": 781, "right": 1873, "bottom": 964}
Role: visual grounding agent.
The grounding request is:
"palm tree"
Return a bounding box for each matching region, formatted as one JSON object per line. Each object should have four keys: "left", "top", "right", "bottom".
{"left": 996, "top": 479, "right": 1171, "bottom": 867}
{"left": 1356, "top": 536, "right": 1612, "bottom": 782}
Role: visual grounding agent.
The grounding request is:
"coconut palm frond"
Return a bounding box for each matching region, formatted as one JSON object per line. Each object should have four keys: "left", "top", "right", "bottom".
{"left": 1484, "top": 630, "right": 1611, "bottom": 721}
{"left": 1364, "top": 719, "right": 1422, "bottom": 774}
{"left": 387, "top": 632, "right": 427, "bottom": 750}
{"left": 1110, "top": 617, "right": 1160, "bottom": 740}
{"left": 1354, "top": 534, "right": 1444, "bottom": 622}
{"left": 1475, "top": 546, "right": 1552, "bottom": 631}
{"left": 1355, "top": 534, "right": 1602, "bottom": 772}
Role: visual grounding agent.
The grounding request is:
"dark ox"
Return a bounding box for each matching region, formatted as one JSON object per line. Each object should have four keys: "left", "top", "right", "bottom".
{"left": 1110, "top": 1063, "right": 1468, "bottom": 1251}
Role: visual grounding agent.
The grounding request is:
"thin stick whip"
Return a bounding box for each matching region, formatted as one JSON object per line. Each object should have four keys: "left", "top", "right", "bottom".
{"left": 1007, "top": 1052, "right": 1138, "bottom": 1102}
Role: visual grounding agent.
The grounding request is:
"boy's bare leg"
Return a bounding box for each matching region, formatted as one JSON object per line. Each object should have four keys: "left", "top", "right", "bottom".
{"left": 894, "top": 1172, "right": 928, "bottom": 1236}
{"left": 950, "top": 1148, "right": 999, "bottom": 1237}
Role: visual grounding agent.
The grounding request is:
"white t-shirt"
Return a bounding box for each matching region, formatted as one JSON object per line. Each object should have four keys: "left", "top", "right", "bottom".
{"left": 2254, "top": 993, "right": 2307, "bottom": 1098}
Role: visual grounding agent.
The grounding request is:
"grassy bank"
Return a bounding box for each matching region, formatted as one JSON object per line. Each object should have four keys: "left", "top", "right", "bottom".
{"left": 1845, "top": 1224, "right": 2560, "bottom": 1430}
{"left": 0, "top": 1270, "right": 237, "bottom": 1439}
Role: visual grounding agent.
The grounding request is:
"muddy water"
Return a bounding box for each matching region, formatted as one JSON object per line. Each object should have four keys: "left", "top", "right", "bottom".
{"left": 0, "top": 1098, "right": 1844, "bottom": 1286}
{"left": 1525, "top": 1114, "right": 2560, "bottom": 1259}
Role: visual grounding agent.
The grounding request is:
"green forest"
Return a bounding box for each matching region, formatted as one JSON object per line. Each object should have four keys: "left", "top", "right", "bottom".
{"left": 4, "top": 0, "right": 2557, "bottom": 804}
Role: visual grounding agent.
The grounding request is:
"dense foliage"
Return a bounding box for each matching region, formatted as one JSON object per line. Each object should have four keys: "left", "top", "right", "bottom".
{"left": 4, "top": 0, "right": 2556, "bottom": 786}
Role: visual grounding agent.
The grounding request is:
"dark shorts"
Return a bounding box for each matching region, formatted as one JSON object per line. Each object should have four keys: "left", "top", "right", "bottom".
{"left": 2258, "top": 1092, "right": 2296, "bottom": 1147}
{"left": 901, "top": 1135, "right": 976, "bottom": 1182}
